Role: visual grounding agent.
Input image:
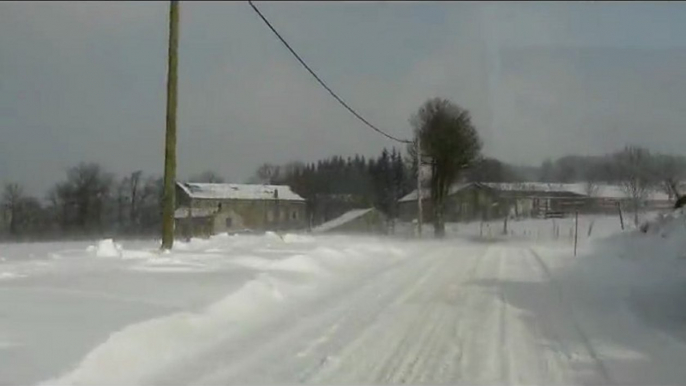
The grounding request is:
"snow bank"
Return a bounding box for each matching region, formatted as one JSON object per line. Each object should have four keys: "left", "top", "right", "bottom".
{"left": 231, "top": 254, "right": 330, "bottom": 275}
{"left": 264, "top": 231, "right": 282, "bottom": 240}
{"left": 269, "top": 254, "right": 326, "bottom": 274}
{"left": 43, "top": 235, "right": 408, "bottom": 385}
{"left": 86, "top": 239, "right": 158, "bottom": 260}
{"left": 227, "top": 256, "right": 273, "bottom": 270}
{"left": 131, "top": 257, "right": 211, "bottom": 273}
{"left": 0, "top": 272, "right": 27, "bottom": 280}
{"left": 44, "top": 273, "right": 293, "bottom": 386}
{"left": 596, "top": 208, "right": 686, "bottom": 261}
{"left": 121, "top": 250, "right": 157, "bottom": 259}
{"left": 87, "top": 239, "right": 123, "bottom": 258}
{"left": 282, "top": 233, "right": 315, "bottom": 244}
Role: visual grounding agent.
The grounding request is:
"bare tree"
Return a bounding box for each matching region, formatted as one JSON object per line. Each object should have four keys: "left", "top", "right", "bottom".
{"left": 138, "top": 176, "right": 164, "bottom": 233}
{"left": 115, "top": 177, "right": 129, "bottom": 231}
{"left": 411, "top": 98, "right": 482, "bottom": 238}
{"left": 16, "top": 197, "right": 45, "bottom": 236}
{"left": 116, "top": 171, "right": 145, "bottom": 232}
{"left": 2, "top": 183, "right": 25, "bottom": 236}
{"left": 652, "top": 154, "right": 685, "bottom": 202}
{"left": 1, "top": 184, "right": 48, "bottom": 238}
{"left": 250, "top": 163, "right": 281, "bottom": 185}
{"left": 54, "top": 163, "right": 113, "bottom": 233}
{"left": 583, "top": 180, "right": 600, "bottom": 197}
{"left": 614, "top": 146, "right": 655, "bottom": 226}
{"left": 279, "top": 162, "right": 305, "bottom": 182}
{"left": 190, "top": 170, "right": 225, "bottom": 183}
{"left": 465, "top": 157, "right": 520, "bottom": 183}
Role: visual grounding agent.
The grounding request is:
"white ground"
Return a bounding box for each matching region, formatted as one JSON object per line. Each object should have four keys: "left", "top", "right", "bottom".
{"left": 1, "top": 213, "right": 686, "bottom": 385}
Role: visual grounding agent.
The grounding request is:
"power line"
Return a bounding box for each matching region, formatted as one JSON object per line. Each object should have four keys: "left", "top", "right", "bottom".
{"left": 247, "top": 0, "right": 411, "bottom": 144}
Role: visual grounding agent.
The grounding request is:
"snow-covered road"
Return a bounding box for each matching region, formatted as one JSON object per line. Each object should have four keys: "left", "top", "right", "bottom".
{"left": 142, "top": 243, "right": 629, "bottom": 386}
{"left": 3, "top": 216, "right": 686, "bottom": 385}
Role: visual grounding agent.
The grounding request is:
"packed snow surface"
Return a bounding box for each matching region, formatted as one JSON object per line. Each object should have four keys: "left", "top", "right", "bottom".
{"left": 1, "top": 212, "right": 686, "bottom": 385}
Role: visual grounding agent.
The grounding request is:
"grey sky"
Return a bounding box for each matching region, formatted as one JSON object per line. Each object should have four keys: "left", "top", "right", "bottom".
{"left": 2, "top": 2, "right": 686, "bottom": 196}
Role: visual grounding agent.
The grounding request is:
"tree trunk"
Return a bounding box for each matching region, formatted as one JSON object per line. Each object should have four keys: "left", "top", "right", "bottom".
{"left": 434, "top": 204, "right": 445, "bottom": 238}
{"left": 433, "top": 173, "right": 446, "bottom": 238}
{"left": 8, "top": 206, "right": 18, "bottom": 236}
{"left": 634, "top": 207, "right": 639, "bottom": 227}
{"left": 633, "top": 197, "right": 640, "bottom": 227}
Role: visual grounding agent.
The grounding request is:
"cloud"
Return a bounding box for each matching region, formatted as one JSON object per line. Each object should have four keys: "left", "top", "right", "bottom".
{"left": 2, "top": 2, "right": 686, "bottom": 196}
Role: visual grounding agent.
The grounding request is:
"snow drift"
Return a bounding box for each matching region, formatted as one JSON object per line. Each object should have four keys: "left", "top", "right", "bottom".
{"left": 43, "top": 234, "right": 407, "bottom": 385}
{"left": 43, "top": 274, "right": 293, "bottom": 386}
{"left": 87, "top": 239, "right": 123, "bottom": 258}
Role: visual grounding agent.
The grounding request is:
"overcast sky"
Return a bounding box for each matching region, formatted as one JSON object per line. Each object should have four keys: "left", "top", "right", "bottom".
{"left": 2, "top": 1, "right": 686, "bottom": 195}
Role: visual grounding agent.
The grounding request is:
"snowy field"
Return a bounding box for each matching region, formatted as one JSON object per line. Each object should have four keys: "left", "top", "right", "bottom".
{"left": 1, "top": 212, "right": 686, "bottom": 385}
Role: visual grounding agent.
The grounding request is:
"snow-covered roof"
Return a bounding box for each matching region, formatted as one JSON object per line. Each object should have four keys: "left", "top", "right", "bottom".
{"left": 177, "top": 182, "right": 305, "bottom": 202}
{"left": 399, "top": 181, "right": 673, "bottom": 203}
{"left": 398, "top": 183, "right": 473, "bottom": 203}
{"left": 481, "top": 182, "right": 574, "bottom": 193}
{"left": 312, "top": 208, "right": 375, "bottom": 233}
{"left": 557, "top": 183, "right": 671, "bottom": 201}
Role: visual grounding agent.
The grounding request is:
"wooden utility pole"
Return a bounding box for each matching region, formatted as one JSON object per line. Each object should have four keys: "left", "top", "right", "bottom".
{"left": 416, "top": 135, "right": 423, "bottom": 238}
{"left": 161, "top": 0, "right": 180, "bottom": 250}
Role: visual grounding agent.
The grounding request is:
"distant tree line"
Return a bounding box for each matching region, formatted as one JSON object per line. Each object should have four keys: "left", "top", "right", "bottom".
{"left": 3, "top": 145, "right": 683, "bottom": 240}
{"left": 0, "top": 161, "right": 243, "bottom": 241}
{"left": 249, "top": 148, "right": 416, "bottom": 225}
{"left": 536, "top": 146, "right": 686, "bottom": 197}
{"left": 1, "top": 164, "right": 166, "bottom": 241}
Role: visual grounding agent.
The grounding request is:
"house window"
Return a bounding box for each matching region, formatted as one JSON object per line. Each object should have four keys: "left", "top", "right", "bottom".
{"left": 292, "top": 211, "right": 297, "bottom": 220}
{"left": 225, "top": 217, "right": 232, "bottom": 228}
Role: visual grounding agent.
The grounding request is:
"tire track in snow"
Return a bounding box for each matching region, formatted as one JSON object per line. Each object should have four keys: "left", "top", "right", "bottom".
{"left": 311, "top": 244, "right": 496, "bottom": 384}
{"left": 496, "top": 248, "right": 512, "bottom": 384}
{"left": 152, "top": 243, "right": 453, "bottom": 385}
{"left": 308, "top": 246, "right": 467, "bottom": 384}
{"left": 431, "top": 242, "right": 486, "bottom": 382}
{"left": 384, "top": 245, "right": 494, "bottom": 384}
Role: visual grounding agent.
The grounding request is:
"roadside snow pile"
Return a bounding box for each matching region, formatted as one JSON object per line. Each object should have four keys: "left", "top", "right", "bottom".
{"left": 269, "top": 254, "right": 326, "bottom": 274}
{"left": 544, "top": 207, "right": 686, "bottom": 358}
{"left": 86, "top": 239, "right": 158, "bottom": 260}
{"left": 172, "top": 237, "right": 212, "bottom": 251}
{"left": 227, "top": 255, "right": 273, "bottom": 270}
{"left": 87, "top": 239, "right": 123, "bottom": 258}
{"left": 0, "top": 272, "right": 27, "bottom": 280}
{"left": 44, "top": 235, "right": 410, "bottom": 385}
{"left": 132, "top": 256, "right": 211, "bottom": 273}
{"left": 597, "top": 208, "right": 686, "bottom": 261}
{"left": 640, "top": 208, "right": 686, "bottom": 238}
{"left": 43, "top": 273, "right": 293, "bottom": 386}
{"left": 265, "top": 231, "right": 282, "bottom": 240}
{"left": 282, "top": 233, "right": 315, "bottom": 244}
